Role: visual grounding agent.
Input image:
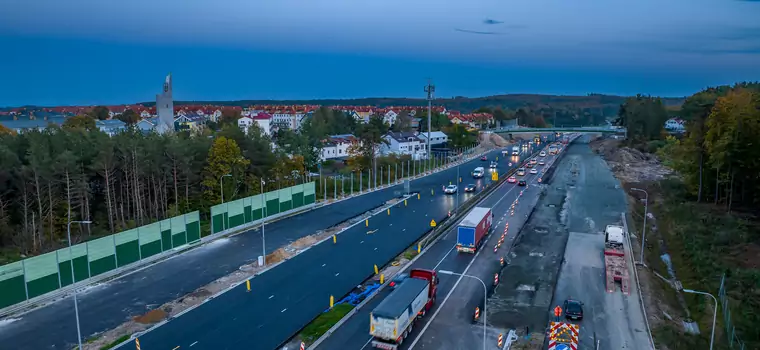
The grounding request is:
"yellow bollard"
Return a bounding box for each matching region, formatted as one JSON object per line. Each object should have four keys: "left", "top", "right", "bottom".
{"left": 418, "top": 243, "right": 421, "bottom": 253}
{"left": 374, "top": 264, "right": 379, "bottom": 274}
{"left": 460, "top": 177, "right": 462, "bottom": 183}
{"left": 449, "top": 181, "right": 452, "bottom": 185}
{"left": 333, "top": 235, "right": 337, "bottom": 244}
{"left": 380, "top": 274, "right": 385, "bottom": 284}
{"left": 404, "top": 199, "right": 407, "bottom": 206}
{"left": 330, "top": 295, "right": 334, "bottom": 308}
{"left": 387, "top": 208, "right": 390, "bottom": 215}
{"left": 365, "top": 219, "right": 369, "bottom": 227}
{"left": 246, "top": 280, "right": 251, "bottom": 292}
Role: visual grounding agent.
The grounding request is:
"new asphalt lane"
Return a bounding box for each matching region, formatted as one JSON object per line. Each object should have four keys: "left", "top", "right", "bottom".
{"left": 116, "top": 142, "right": 549, "bottom": 350}
{"left": 0, "top": 147, "right": 517, "bottom": 350}
{"left": 314, "top": 148, "right": 560, "bottom": 350}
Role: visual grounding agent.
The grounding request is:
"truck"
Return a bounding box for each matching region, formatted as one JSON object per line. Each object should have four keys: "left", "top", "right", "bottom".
{"left": 604, "top": 225, "right": 630, "bottom": 295}
{"left": 548, "top": 145, "right": 558, "bottom": 155}
{"left": 456, "top": 207, "right": 493, "bottom": 253}
{"left": 370, "top": 269, "right": 439, "bottom": 349}
{"left": 511, "top": 145, "right": 520, "bottom": 155}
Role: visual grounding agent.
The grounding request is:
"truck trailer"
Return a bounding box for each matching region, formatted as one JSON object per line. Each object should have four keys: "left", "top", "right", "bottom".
{"left": 604, "top": 225, "right": 630, "bottom": 295}
{"left": 456, "top": 207, "right": 493, "bottom": 253}
{"left": 370, "top": 269, "right": 438, "bottom": 349}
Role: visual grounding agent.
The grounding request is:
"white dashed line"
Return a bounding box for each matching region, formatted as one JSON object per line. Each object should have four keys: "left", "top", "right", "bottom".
{"left": 322, "top": 263, "right": 326, "bottom": 267}
{"left": 190, "top": 341, "right": 198, "bottom": 347}
{"left": 281, "top": 308, "right": 287, "bottom": 313}
{"left": 335, "top": 273, "right": 340, "bottom": 276}
{"left": 269, "top": 295, "right": 274, "bottom": 299}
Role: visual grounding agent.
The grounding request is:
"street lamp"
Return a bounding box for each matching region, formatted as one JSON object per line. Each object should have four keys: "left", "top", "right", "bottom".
{"left": 67, "top": 220, "right": 92, "bottom": 350}
{"left": 682, "top": 289, "right": 717, "bottom": 350}
{"left": 630, "top": 187, "right": 649, "bottom": 264}
{"left": 260, "top": 179, "right": 267, "bottom": 267}
{"left": 219, "top": 174, "right": 232, "bottom": 203}
{"left": 438, "top": 270, "right": 487, "bottom": 350}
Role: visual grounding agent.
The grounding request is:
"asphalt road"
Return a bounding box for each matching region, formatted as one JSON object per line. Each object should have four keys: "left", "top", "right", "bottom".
{"left": 117, "top": 144, "right": 548, "bottom": 350}
{"left": 550, "top": 139, "right": 650, "bottom": 350}
{"left": 314, "top": 148, "right": 561, "bottom": 350}
{"left": 0, "top": 145, "right": 520, "bottom": 350}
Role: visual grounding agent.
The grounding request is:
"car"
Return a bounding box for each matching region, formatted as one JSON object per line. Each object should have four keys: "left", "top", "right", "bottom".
{"left": 464, "top": 184, "right": 477, "bottom": 192}
{"left": 530, "top": 168, "right": 538, "bottom": 174}
{"left": 444, "top": 185, "right": 458, "bottom": 194}
{"left": 539, "top": 151, "right": 546, "bottom": 157}
{"left": 517, "top": 168, "right": 526, "bottom": 176}
{"left": 538, "top": 161, "right": 545, "bottom": 165}
{"left": 518, "top": 180, "right": 527, "bottom": 186}
{"left": 564, "top": 299, "right": 584, "bottom": 320}
{"left": 525, "top": 163, "right": 533, "bottom": 168}
{"left": 489, "top": 161, "right": 498, "bottom": 169}
{"left": 389, "top": 273, "right": 408, "bottom": 290}
{"left": 480, "top": 156, "right": 487, "bottom": 161}
{"left": 529, "top": 159, "right": 537, "bottom": 165}
{"left": 507, "top": 176, "right": 517, "bottom": 183}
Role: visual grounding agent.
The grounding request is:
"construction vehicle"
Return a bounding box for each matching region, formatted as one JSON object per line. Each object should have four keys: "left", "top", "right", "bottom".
{"left": 604, "top": 225, "right": 630, "bottom": 295}
{"left": 456, "top": 207, "right": 493, "bottom": 253}
{"left": 370, "top": 269, "right": 439, "bottom": 349}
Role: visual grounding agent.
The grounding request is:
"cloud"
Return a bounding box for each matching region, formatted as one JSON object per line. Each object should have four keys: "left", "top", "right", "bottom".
{"left": 483, "top": 19, "right": 504, "bottom": 25}
{"left": 454, "top": 28, "right": 503, "bottom": 35}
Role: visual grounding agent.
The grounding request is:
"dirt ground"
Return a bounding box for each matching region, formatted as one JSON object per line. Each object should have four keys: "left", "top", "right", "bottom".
{"left": 588, "top": 136, "right": 684, "bottom": 349}
{"left": 84, "top": 198, "right": 404, "bottom": 350}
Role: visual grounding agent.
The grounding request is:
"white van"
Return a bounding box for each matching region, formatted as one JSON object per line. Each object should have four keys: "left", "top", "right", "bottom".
{"left": 473, "top": 167, "right": 485, "bottom": 178}
{"left": 517, "top": 168, "right": 526, "bottom": 176}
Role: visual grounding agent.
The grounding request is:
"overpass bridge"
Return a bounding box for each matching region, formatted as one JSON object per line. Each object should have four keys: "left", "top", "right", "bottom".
{"left": 488, "top": 125, "right": 626, "bottom": 134}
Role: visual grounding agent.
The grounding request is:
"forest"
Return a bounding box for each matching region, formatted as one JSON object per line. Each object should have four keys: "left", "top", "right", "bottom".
{"left": 0, "top": 106, "right": 478, "bottom": 263}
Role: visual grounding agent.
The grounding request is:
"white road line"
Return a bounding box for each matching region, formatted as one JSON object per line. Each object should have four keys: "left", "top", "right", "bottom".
{"left": 433, "top": 244, "right": 457, "bottom": 270}
{"left": 359, "top": 337, "right": 373, "bottom": 350}
{"left": 335, "top": 273, "right": 340, "bottom": 276}
{"left": 190, "top": 341, "right": 199, "bottom": 347}
{"left": 322, "top": 263, "right": 327, "bottom": 267}
{"left": 281, "top": 308, "right": 287, "bottom": 313}
{"left": 269, "top": 295, "right": 274, "bottom": 299}
{"left": 407, "top": 154, "right": 557, "bottom": 349}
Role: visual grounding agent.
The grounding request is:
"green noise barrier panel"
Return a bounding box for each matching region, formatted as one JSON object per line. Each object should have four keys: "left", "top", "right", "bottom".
{"left": 0, "top": 211, "right": 201, "bottom": 311}
{"left": 210, "top": 182, "right": 316, "bottom": 235}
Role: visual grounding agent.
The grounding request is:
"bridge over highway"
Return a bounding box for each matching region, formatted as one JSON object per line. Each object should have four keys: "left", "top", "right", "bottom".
{"left": 488, "top": 125, "right": 626, "bottom": 134}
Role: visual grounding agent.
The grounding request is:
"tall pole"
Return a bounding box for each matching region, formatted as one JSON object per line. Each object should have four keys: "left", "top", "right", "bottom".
{"left": 631, "top": 188, "right": 649, "bottom": 263}
{"left": 261, "top": 180, "right": 267, "bottom": 266}
{"left": 425, "top": 79, "right": 435, "bottom": 170}
{"left": 68, "top": 220, "right": 92, "bottom": 350}
{"left": 683, "top": 289, "right": 717, "bottom": 350}
{"left": 456, "top": 164, "right": 460, "bottom": 212}
{"left": 439, "top": 270, "right": 486, "bottom": 350}
{"left": 219, "top": 174, "right": 231, "bottom": 203}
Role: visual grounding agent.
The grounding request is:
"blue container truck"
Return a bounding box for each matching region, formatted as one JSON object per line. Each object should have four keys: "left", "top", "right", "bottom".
{"left": 456, "top": 207, "right": 493, "bottom": 253}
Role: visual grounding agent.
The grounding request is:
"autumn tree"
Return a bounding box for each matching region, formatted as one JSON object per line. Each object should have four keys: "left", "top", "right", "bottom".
{"left": 202, "top": 137, "right": 250, "bottom": 204}
{"left": 88, "top": 106, "right": 110, "bottom": 121}
{"left": 0, "top": 124, "right": 15, "bottom": 136}
{"left": 118, "top": 109, "right": 140, "bottom": 125}
{"left": 62, "top": 115, "right": 97, "bottom": 131}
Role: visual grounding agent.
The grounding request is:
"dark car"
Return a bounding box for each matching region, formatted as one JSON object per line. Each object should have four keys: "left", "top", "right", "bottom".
{"left": 480, "top": 156, "right": 487, "bottom": 161}
{"left": 564, "top": 299, "right": 584, "bottom": 320}
{"left": 518, "top": 180, "right": 527, "bottom": 186}
{"left": 464, "top": 184, "right": 476, "bottom": 192}
{"left": 389, "top": 273, "right": 408, "bottom": 290}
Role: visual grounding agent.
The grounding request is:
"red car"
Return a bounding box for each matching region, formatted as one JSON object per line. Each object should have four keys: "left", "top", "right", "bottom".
{"left": 480, "top": 156, "right": 487, "bottom": 161}
{"left": 507, "top": 176, "right": 517, "bottom": 183}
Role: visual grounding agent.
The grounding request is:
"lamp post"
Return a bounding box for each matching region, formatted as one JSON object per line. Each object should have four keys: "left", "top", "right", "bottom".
{"left": 260, "top": 179, "right": 267, "bottom": 267}
{"left": 682, "top": 289, "right": 717, "bottom": 350}
{"left": 438, "top": 270, "right": 486, "bottom": 350}
{"left": 67, "top": 220, "right": 92, "bottom": 350}
{"left": 630, "top": 187, "right": 649, "bottom": 264}
{"left": 219, "top": 174, "right": 232, "bottom": 203}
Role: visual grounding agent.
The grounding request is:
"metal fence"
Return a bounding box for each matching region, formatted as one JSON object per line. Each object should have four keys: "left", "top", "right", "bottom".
{"left": 718, "top": 274, "right": 746, "bottom": 349}
{"left": 0, "top": 211, "right": 201, "bottom": 309}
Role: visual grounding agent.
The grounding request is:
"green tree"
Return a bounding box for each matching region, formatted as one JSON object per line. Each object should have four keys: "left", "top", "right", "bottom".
{"left": 615, "top": 95, "right": 668, "bottom": 143}
{"left": 444, "top": 124, "right": 477, "bottom": 149}
{"left": 118, "top": 109, "right": 140, "bottom": 125}
{"left": 62, "top": 115, "right": 97, "bottom": 131}
{"left": 88, "top": 106, "right": 110, "bottom": 121}
{"left": 202, "top": 137, "right": 250, "bottom": 204}
{"left": 349, "top": 116, "right": 389, "bottom": 170}
{"left": 220, "top": 109, "right": 242, "bottom": 126}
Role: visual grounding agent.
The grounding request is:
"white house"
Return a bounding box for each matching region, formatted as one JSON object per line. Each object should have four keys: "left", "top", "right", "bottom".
{"left": 319, "top": 134, "right": 359, "bottom": 161}
{"left": 381, "top": 131, "right": 427, "bottom": 160}
{"left": 664, "top": 118, "right": 685, "bottom": 132}
{"left": 417, "top": 131, "right": 449, "bottom": 146}
{"left": 238, "top": 113, "right": 272, "bottom": 136}
{"left": 383, "top": 110, "right": 398, "bottom": 126}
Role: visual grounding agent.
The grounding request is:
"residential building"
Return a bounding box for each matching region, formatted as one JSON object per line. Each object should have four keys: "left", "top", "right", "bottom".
{"left": 381, "top": 131, "right": 427, "bottom": 160}
{"left": 136, "top": 117, "right": 160, "bottom": 133}
{"left": 383, "top": 110, "right": 398, "bottom": 126}
{"left": 417, "top": 131, "right": 449, "bottom": 146}
{"left": 174, "top": 112, "right": 206, "bottom": 132}
{"left": 238, "top": 113, "right": 272, "bottom": 135}
{"left": 665, "top": 118, "right": 685, "bottom": 132}
{"left": 319, "top": 134, "right": 359, "bottom": 161}
{"left": 96, "top": 119, "right": 127, "bottom": 136}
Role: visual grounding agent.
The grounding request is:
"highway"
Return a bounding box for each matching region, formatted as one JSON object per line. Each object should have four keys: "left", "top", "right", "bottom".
{"left": 118, "top": 142, "right": 549, "bottom": 350}
{"left": 0, "top": 146, "right": 514, "bottom": 350}
{"left": 314, "top": 146, "right": 561, "bottom": 350}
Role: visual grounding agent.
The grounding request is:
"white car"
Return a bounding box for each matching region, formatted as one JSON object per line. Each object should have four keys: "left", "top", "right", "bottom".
{"left": 530, "top": 168, "right": 538, "bottom": 174}
{"left": 444, "top": 185, "right": 458, "bottom": 194}
{"left": 539, "top": 151, "right": 546, "bottom": 157}
{"left": 538, "top": 161, "right": 545, "bottom": 166}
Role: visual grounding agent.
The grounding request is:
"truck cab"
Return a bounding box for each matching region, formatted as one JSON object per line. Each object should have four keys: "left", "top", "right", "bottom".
{"left": 511, "top": 146, "right": 520, "bottom": 156}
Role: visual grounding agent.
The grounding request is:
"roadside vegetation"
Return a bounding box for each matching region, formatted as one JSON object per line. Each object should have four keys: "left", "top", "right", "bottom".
{"left": 607, "top": 83, "right": 760, "bottom": 349}
{"left": 299, "top": 303, "right": 355, "bottom": 344}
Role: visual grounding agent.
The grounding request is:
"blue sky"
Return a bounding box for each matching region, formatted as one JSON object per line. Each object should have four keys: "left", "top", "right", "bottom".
{"left": 1, "top": 0, "right": 759, "bottom": 106}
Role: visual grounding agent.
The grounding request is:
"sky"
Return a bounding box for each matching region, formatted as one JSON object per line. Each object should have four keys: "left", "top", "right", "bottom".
{"left": 1, "top": 0, "right": 759, "bottom": 106}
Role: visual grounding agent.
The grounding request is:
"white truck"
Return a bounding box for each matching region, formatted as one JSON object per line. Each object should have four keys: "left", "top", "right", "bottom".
{"left": 370, "top": 269, "right": 438, "bottom": 349}
{"left": 511, "top": 145, "right": 520, "bottom": 156}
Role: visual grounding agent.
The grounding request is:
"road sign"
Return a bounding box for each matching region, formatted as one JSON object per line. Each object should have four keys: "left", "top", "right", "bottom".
{"left": 555, "top": 344, "right": 570, "bottom": 350}
{"left": 491, "top": 171, "right": 498, "bottom": 181}
{"left": 430, "top": 219, "right": 437, "bottom": 227}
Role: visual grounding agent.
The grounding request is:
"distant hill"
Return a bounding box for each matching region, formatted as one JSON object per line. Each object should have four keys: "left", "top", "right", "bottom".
{"left": 139, "top": 93, "right": 685, "bottom": 115}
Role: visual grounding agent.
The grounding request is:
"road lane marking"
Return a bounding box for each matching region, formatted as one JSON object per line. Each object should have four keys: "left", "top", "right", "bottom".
{"left": 433, "top": 244, "right": 457, "bottom": 270}
{"left": 335, "top": 273, "right": 340, "bottom": 276}
{"left": 269, "top": 295, "right": 274, "bottom": 299}
{"left": 281, "top": 308, "right": 287, "bottom": 313}
{"left": 360, "top": 336, "right": 373, "bottom": 350}
{"left": 190, "top": 341, "right": 198, "bottom": 347}
{"left": 322, "top": 263, "right": 326, "bottom": 267}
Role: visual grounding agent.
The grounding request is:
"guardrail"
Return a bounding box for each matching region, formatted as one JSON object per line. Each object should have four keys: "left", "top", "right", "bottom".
{"left": 622, "top": 212, "right": 656, "bottom": 350}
